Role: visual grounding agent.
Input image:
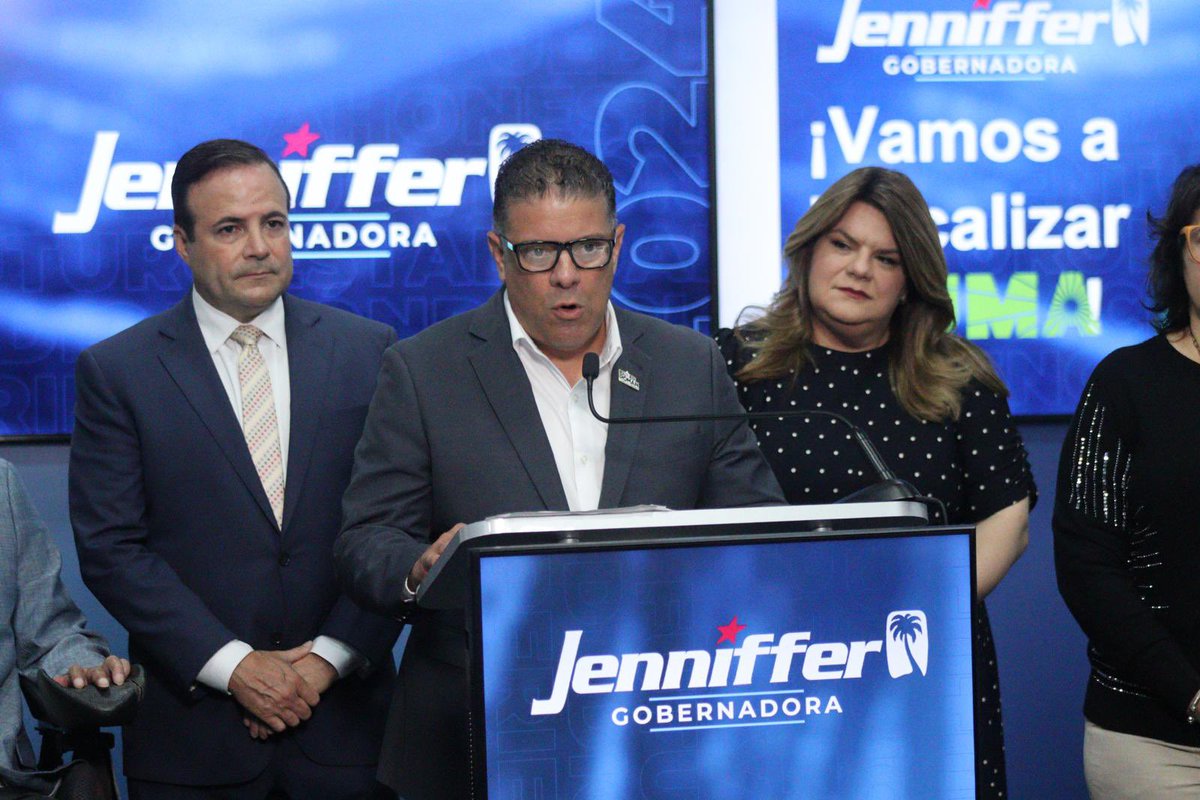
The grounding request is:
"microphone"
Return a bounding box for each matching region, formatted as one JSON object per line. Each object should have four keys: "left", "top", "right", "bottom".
{"left": 581, "top": 352, "right": 922, "bottom": 506}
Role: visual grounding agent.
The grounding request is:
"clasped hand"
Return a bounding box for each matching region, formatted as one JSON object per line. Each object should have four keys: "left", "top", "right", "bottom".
{"left": 228, "top": 642, "right": 337, "bottom": 740}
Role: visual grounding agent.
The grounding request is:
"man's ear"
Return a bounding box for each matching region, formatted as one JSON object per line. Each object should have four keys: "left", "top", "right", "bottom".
{"left": 487, "top": 231, "right": 507, "bottom": 282}
{"left": 610, "top": 222, "right": 626, "bottom": 277}
{"left": 173, "top": 225, "right": 190, "bottom": 264}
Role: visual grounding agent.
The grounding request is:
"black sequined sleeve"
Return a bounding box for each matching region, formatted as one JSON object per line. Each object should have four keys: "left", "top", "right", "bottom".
{"left": 1053, "top": 357, "right": 1200, "bottom": 715}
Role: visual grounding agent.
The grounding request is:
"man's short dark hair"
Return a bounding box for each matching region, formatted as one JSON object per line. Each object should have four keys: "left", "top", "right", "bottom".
{"left": 492, "top": 139, "right": 616, "bottom": 234}
{"left": 171, "top": 139, "right": 290, "bottom": 240}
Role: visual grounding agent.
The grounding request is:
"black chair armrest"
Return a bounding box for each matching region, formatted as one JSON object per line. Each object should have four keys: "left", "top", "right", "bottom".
{"left": 19, "top": 665, "right": 144, "bottom": 729}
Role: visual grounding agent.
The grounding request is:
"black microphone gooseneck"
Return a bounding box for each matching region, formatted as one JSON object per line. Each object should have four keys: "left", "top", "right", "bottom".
{"left": 580, "top": 351, "right": 928, "bottom": 508}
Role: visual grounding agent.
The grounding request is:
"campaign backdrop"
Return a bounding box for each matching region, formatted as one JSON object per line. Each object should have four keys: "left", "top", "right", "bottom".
{"left": 0, "top": 0, "right": 711, "bottom": 437}
{"left": 478, "top": 531, "right": 976, "bottom": 799}
{"left": 775, "top": 0, "right": 1195, "bottom": 415}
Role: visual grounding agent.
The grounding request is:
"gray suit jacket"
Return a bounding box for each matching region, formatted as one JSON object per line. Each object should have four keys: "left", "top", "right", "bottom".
{"left": 335, "top": 290, "right": 784, "bottom": 798}
{"left": 0, "top": 459, "right": 108, "bottom": 793}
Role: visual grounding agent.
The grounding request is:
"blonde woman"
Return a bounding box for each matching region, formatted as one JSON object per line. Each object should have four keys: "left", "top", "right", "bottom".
{"left": 719, "top": 166, "right": 1035, "bottom": 799}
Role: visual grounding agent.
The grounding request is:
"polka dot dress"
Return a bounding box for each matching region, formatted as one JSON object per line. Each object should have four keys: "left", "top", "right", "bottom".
{"left": 719, "top": 332, "right": 1036, "bottom": 800}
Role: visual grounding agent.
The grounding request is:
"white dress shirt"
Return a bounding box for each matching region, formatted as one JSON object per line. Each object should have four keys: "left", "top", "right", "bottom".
{"left": 190, "top": 290, "right": 359, "bottom": 692}
{"left": 503, "top": 291, "right": 622, "bottom": 511}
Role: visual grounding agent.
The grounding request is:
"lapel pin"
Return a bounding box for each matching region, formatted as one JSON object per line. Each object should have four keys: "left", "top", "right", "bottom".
{"left": 617, "top": 368, "right": 640, "bottom": 391}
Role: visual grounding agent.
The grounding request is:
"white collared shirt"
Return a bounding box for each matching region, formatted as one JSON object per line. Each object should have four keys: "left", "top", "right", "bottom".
{"left": 190, "top": 289, "right": 359, "bottom": 691}
{"left": 503, "top": 291, "right": 622, "bottom": 511}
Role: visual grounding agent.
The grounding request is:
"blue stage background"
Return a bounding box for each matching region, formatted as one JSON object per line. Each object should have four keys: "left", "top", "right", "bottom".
{"left": 7, "top": 1, "right": 1198, "bottom": 425}
{"left": 775, "top": 0, "right": 1195, "bottom": 415}
{"left": 0, "top": 0, "right": 712, "bottom": 436}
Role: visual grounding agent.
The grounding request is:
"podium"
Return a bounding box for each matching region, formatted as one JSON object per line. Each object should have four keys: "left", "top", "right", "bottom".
{"left": 420, "top": 501, "right": 978, "bottom": 800}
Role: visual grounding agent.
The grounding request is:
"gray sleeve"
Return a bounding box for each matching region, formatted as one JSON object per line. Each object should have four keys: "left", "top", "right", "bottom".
{"left": 4, "top": 461, "right": 108, "bottom": 680}
{"left": 335, "top": 345, "right": 432, "bottom": 617}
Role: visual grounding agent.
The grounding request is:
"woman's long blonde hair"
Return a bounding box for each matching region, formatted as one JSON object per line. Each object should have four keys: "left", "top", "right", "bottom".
{"left": 736, "top": 166, "right": 1005, "bottom": 422}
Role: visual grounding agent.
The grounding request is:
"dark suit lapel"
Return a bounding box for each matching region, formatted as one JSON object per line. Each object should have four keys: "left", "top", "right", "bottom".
{"left": 599, "top": 311, "right": 648, "bottom": 508}
{"left": 467, "top": 292, "right": 569, "bottom": 511}
{"left": 281, "top": 296, "right": 328, "bottom": 532}
{"left": 156, "top": 297, "right": 279, "bottom": 528}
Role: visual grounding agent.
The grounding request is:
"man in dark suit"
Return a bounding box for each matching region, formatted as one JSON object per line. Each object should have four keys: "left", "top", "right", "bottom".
{"left": 69, "top": 139, "right": 400, "bottom": 799}
{"left": 335, "top": 138, "right": 785, "bottom": 799}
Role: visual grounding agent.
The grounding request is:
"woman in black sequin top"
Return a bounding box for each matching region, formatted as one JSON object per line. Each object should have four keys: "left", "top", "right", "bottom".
{"left": 1054, "top": 164, "right": 1200, "bottom": 797}
{"left": 719, "top": 167, "right": 1036, "bottom": 800}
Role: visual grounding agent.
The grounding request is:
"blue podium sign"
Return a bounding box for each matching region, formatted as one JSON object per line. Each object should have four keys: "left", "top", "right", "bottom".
{"left": 473, "top": 528, "right": 976, "bottom": 799}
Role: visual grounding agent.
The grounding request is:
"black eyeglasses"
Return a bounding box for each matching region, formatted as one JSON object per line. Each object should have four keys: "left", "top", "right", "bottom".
{"left": 499, "top": 234, "right": 616, "bottom": 273}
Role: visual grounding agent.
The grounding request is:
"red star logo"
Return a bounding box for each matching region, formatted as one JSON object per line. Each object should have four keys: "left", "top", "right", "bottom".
{"left": 282, "top": 122, "right": 320, "bottom": 158}
{"left": 716, "top": 616, "right": 747, "bottom": 645}
{"left": 973, "top": 0, "right": 992, "bottom": 7}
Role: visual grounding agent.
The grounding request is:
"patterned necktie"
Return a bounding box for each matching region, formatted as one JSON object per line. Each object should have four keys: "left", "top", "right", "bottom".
{"left": 230, "top": 325, "right": 285, "bottom": 527}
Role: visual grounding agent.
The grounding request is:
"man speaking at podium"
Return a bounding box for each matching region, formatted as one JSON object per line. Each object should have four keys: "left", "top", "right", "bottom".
{"left": 336, "top": 138, "right": 784, "bottom": 798}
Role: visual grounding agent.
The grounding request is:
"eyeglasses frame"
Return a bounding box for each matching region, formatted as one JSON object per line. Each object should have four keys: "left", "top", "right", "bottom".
{"left": 498, "top": 234, "right": 617, "bottom": 273}
{"left": 1181, "top": 225, "right": 1200, "bottom": 264}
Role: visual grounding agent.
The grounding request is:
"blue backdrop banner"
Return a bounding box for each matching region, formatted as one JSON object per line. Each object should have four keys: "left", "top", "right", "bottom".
{"left": 0, "top": 0, "right": 711, "bottom": 436}
{"left": 776, "top": 0, "right": 1193, "bottom": 415}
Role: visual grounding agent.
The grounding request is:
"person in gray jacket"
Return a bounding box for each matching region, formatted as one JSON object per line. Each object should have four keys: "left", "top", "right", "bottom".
{"left": 0, "top": 459, "right": 129, "bottom": 795}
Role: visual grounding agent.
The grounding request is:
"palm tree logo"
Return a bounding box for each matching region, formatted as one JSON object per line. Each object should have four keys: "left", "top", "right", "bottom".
{"left": 1112, "top": 0, "right": 1149, "bottom": 47}
{"left": 496, "top": 132, "right": 533, "bottom": 159}
{"left": 488, "top": 123, "right": 543, "bottom": 199}
{"left": 885, "top": 610, "right": 929, "bottom": 678}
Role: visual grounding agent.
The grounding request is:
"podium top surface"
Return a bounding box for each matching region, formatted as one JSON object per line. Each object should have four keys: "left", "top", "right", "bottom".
{"left": 417, "top": 500, "right": 930, "bottom": 609}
